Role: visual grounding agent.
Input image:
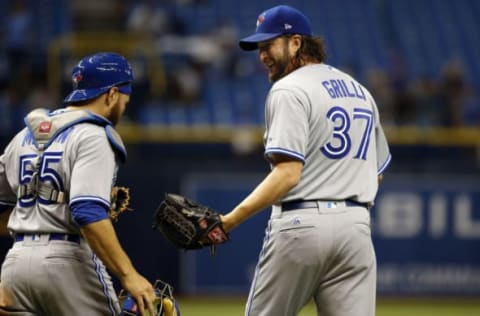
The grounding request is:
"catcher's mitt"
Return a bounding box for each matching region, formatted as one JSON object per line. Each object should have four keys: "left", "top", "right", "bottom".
{"left": 110, "top": 186, "right": 133, "bottom": 222}
{"left": 152, "top": 193, "right": 229, "bottom": 255}
{"left": 119, "top": 279, "right": 180, "bottom": 316}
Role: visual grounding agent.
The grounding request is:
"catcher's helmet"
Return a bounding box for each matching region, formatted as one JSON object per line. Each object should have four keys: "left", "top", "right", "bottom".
{"left": 64, "top": 52, "right": 134, "bottom": 104}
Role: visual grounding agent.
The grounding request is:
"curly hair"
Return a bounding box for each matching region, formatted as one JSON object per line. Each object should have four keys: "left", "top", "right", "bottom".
{"left": 285, "top": 35, "right": 327, "bottom": 68}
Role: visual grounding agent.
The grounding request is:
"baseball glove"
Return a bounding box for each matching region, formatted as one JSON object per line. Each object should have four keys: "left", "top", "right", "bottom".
{"left": 152, "top": 193, "right": 229, "bottom": 255}
{"left": 118, "top": 279, "right": 180, "bottom": 316}
{"left": 110, "top": 186, "right": 133, "bottom": 222}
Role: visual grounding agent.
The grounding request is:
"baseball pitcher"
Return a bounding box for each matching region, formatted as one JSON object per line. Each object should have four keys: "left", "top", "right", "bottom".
{"left": 222, "top": 5, "right": 392, "bottom": 316}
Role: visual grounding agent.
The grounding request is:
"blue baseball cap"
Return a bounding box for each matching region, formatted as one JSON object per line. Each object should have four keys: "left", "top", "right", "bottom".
{"left": 239, "top": 5, "right": 313, "bottom": 51}
{"left": 64, "top": 52, "right": 134, "bottom": 104}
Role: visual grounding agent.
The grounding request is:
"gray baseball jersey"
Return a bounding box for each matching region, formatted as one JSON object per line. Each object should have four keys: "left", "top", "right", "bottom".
{"left": 246, "top": 64, "right": 391, "bottom": 316}
{"left": 264, "top": 63, "right": 391, "bottom": 205}
{"left": 0, "top": 108, "right": 125, "bottom": 315}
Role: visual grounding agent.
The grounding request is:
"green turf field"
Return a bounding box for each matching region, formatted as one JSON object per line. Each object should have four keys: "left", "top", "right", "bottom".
{"left": 176, "top": 297, "right": 480, "bottom": 316}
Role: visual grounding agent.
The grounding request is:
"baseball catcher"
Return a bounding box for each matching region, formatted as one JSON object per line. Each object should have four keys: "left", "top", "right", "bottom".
{"left": 110, "top": 186, "right": 133, "bottom": 222}
{"left": 152, "top": 193, "right": 229, "bottom": 254}
{"left": 119, "top": 279, "right": 180, "bottom": 316}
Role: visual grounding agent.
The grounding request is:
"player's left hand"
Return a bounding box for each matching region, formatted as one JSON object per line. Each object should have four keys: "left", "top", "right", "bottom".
{"left": 152, "top": 193, "right": 229, "bottom": 255}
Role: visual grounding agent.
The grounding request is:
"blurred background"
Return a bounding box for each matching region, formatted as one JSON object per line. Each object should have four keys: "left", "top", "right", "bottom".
{"left": 0, "top": 0, "right": 479, "bottom": 313}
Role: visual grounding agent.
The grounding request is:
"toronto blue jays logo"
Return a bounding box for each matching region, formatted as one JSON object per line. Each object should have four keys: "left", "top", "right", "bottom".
{"left": 256, "top": 13, "right": 265, "bottom": 28}
{"left": 72, "top": 71, "right": 83, "bottom": 89}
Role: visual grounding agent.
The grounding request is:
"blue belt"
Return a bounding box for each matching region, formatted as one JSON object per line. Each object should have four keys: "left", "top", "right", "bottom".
{"left": 15, "top": 233, "right": 80, "bottom": 244}
{"left": 281, "top": 199, "right": 370, "bottom": 212}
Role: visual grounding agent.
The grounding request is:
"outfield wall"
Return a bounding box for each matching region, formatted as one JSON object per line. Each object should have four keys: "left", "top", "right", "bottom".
{"left": 180, "top": 173, "right": 480, "bottom": 296}
{"left": 0, "top": 142, "right": 478, "bottom": 296}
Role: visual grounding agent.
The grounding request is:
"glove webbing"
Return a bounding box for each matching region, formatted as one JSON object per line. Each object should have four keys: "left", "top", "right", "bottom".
{"left": 160, "top": 206, "right": 196, "bottom": 245}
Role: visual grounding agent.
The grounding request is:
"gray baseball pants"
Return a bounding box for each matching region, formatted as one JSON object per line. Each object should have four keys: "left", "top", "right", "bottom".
{"left": 0, "top": 234, "right": 120, "bottom": 316}
{"left": 245, "top": 201, "right": 376, "bottom": 316}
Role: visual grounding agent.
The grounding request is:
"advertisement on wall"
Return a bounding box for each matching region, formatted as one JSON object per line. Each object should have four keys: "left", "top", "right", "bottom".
{"left": 180, "top": 173, "right": 480, "bottom": 296}
{"left": 373, "top": 175, "right": 480, "bottom": 295}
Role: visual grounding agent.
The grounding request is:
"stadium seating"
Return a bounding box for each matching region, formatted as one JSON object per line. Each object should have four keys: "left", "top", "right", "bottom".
{"left": 149, "top": 0, "right": 479, "bottom": 127}
{"left": 1, "top": 0, "right": 479, "bottom": 128}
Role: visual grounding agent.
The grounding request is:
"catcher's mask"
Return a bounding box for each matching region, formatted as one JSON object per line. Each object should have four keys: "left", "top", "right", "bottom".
{"left": 64, "top": 52, "right": 134, "bottom": 104}
{"left": 118, "top": 280, "right": 177, "bottom": 316}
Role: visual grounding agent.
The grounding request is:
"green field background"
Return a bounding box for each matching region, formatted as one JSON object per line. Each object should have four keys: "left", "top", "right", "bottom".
{"left": 176, "top": 297, "right": 480, "bottom": 316}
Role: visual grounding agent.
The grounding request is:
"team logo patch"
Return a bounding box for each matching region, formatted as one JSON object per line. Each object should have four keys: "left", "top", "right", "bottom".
{"left": 256, "top": 14, "right": 265, "bottom": 28}
{"left": 39, "top": 121, "right": 52, "bottom": 134}
{"left": 72, "top": 71, "right": 83, "bottom": 89}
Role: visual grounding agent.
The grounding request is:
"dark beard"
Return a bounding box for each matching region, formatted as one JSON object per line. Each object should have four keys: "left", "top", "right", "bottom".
{"left": 107, "top": 103, "right": 122, "bottom": 126}
{"left": 269, "top": 58, "right": 288, "bottom": 82}
{"left": 269, "top": 45, "right": 297, "bottom": 82}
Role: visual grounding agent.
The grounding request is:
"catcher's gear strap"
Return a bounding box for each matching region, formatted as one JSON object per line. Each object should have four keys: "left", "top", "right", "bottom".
{"left": 17, "top": 183, "right": 67, "bottom": 203}
{"left": 15, "top": 152, "right": 68, "bottom": 204}
{"left": 17, "top": 109, "right": 127, "bottom": 203}
{"left": 24, "top": 108, "right": 126, "bottom": 162}
{"left": 104, "top": 125, "right": 127, "bottom": 163}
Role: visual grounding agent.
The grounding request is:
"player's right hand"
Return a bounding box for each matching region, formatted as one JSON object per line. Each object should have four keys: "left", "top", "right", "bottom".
{"left": 121, "top": 273, "right": 156, "bottom": 316}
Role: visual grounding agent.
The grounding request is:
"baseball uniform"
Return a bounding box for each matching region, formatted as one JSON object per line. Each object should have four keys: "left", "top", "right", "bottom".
{"left": 245, "top": 64, "right": 391, "bottom": 316}
{"left": 0, "top": 52, "right": 136, "bottom": 315}
{"left": 0, "top": 108, "right": 125, "bottom": 315}
{"left": 238, "top": 6, "right": 391, "bottom": 316}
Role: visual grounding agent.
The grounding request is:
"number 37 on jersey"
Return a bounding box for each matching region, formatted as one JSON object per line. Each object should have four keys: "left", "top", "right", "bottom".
{"left": 321, "top": 106, "right": 374, "bottom": 161}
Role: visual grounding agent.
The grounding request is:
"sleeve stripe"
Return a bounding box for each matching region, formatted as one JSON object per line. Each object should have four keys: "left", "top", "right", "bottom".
{"left": 378, "top": 154, "right": 392, "bottom": 174}
{"left": 70, "top": 196, "right": 110, "bottom": 208}
{"left": 265, "top": 147, "right": 305, "bottom": 162}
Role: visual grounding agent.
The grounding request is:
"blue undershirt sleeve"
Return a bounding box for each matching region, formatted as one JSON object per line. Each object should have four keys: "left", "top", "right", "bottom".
{"left": 70, "top": 200, "right": 109, "bottom": 226}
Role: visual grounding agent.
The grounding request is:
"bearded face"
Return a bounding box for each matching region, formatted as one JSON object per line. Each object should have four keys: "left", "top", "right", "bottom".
{"left": 107, "top": 94, "right": 129, "bottom": 126}
{"left": 258, "top": 36, "right": 300, "bottom": 82}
